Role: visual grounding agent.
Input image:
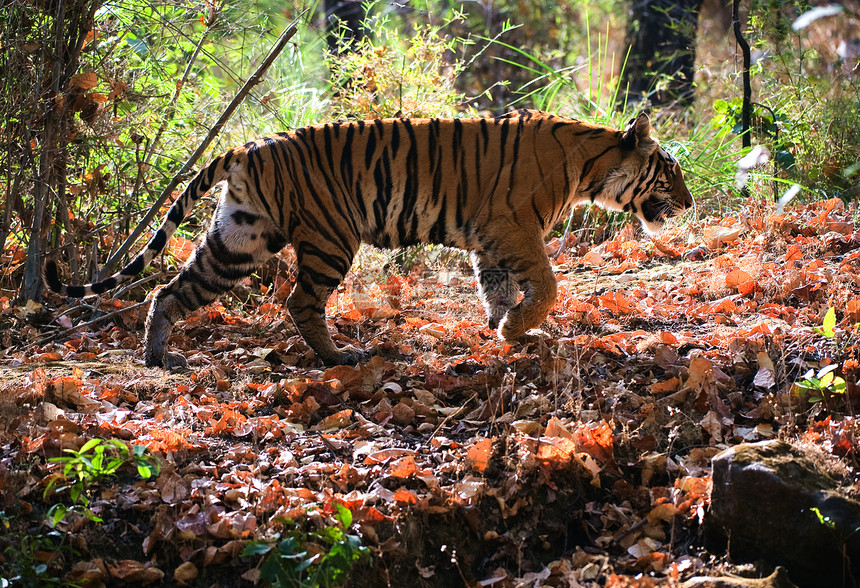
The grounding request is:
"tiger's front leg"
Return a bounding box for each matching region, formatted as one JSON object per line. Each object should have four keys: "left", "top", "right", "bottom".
{"left": 472, "top": 252, "right": 518, "bottom": 330}
{"left": 497, "top": 240, "right": 557, "bottom": 341}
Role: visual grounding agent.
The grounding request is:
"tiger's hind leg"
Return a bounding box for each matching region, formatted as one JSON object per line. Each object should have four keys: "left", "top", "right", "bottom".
{"left": 472, "top": 252, "right": 518, "bottom": 330}
{"left": 145, "top": 203, "right": 286, "bottom": 368}
{"left": 491, "top": 236, "right": 558, "bottom": 341}
{"left": 286, "top": 230, "right": 363, "bottom": 365}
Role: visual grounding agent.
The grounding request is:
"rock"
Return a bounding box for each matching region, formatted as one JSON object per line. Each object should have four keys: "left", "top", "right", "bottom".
{"left": 707, "top": 440, "right": 860, "bottom": 587}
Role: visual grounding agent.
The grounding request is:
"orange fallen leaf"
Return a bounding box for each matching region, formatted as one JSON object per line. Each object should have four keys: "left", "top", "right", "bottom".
{"left": 658, "top": 331, "right": 678, "bottom": 345}
{"left": 573, "top": 420, "right": 614, "bottom": 465}
{"left": 389, "top": 455, "right": 417, "bottom": 478}
{"left": 580, "top": 250, "right": 606, "bottom": 267}
{"left": 364, "top": 448, "right": 415, "bottom": 465}
{"left": 737, "top": 279, "right": 758, "bottom": 296}
{"left": 466, "top": 438, "right": 493, "bottom": 472}
{"left": 393, "top": 489, "right": 418, "bottom": 505}
{"left": 597, "top": 291, "right": 636, "bottom": 314}
{"left": 725, "top": 268, "right": 753, "bottom": 288}
{"left": 419, "top": 322, "right": 446, "bottom": 338}
{"left": 650, "top": 377, "right": 679, "bottom": 395}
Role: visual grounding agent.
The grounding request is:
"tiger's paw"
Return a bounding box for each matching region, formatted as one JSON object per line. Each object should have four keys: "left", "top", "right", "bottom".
{"left": 144, "top": 350, "right": 188, "bottom": 370}
{"left": 325, "top": 345, "right": 370, "bottom": 366}
{"left": 164, "top": 352, "right": 189, "bottom": 370}
{"left": 499, "top": 322, "right": 549, "bottom": 346}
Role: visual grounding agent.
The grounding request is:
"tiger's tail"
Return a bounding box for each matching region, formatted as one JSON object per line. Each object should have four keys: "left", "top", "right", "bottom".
{"left": 44, "top": 151, "right": 236, "bottom": 297}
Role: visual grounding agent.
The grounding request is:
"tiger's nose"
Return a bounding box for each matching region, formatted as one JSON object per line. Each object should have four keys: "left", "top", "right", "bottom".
{"left": 682, "top": 190, "right": 693, "bottom": 209}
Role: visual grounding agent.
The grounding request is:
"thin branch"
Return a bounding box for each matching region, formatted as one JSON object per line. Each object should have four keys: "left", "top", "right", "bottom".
{"left": 98, "top": 16, "right": 303, "bottom": 278}
{"left": 732, "top": 0, "right": 751, "bottom": 151}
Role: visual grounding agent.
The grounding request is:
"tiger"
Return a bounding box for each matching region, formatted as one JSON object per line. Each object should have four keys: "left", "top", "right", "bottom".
{"left": 44, "top": 109, "right": 693, "bottom": 368}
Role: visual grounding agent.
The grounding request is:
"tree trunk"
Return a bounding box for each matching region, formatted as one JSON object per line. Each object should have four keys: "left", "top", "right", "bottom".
{"left": 623, "top": 0, "right": 703, "bottom": 107}
{"left": 324, "top": 0, "right": 365, "bottom": 55}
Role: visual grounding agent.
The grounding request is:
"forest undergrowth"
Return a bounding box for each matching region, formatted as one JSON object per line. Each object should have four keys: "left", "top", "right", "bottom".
{"left": 1, "top": 195, "right": 859, "bottom": 586}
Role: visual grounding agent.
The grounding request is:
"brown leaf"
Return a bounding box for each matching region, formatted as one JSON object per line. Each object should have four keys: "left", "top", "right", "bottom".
{"left": 703, "top": 225, "right": 743, "bottom": 248}
{"left": 753, "top": 367, "right": 776, "bottom": 389}
{"left": 107, "top": 560, "right": 164, "bottom": 584}
{"left": 173, "top": 561, "right": 198, "bottom": 584}
{"left": 314, "top": 409, "right": 353, "bottom": 431}
{"left": 70, "top": 72, "right": 98, "bottom": 90}
{"left": 391, "top": 402, "right": 415, "bottom": 425}
{"left": 544, "top": 416, "right": 573, "bottom": 439}
{"left": 686, "top": 357, "right": 714, "bottom": 389}
{"left": 654, "top": 345, "right": 679, "bottom": 369}
{"left": 157, "top": 472, "right": 189, "bottom": 505}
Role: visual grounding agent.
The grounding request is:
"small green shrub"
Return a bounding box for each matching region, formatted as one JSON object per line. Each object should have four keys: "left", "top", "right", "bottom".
{"left": 243, "top": 503, "right": 369, "bottom": 588}
{"left": 44, "top": 438, "right": 160, "bottom": 526}
{"left": 0, "top": 512, "right": 76, "bottom": 587}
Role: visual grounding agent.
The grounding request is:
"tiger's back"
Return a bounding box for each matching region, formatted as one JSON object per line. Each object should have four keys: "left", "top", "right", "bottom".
{"left": 45, "top": 109, "right": 692, "bottom": 367}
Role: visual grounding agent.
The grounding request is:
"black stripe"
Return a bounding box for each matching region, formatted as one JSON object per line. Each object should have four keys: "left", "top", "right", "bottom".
{"left": 264, "top": 230, "right": 287, "bottom": 253}
{"left": 296, "top": 240, "right": 352, "bottom": 277}
{"left": 149, "top": 230, "right": 167, "bottom": 253}
{"left": 231, "top": 210, "right": 261, "bottom": 225}
{"left": 206, "top": 231, "right": 254, "bottom": 265}
{"left": 429, "top": 199, "right": 447, "bottom": 244}
{"left": 390, "top": 121, "right": 400, "bottom": 157}
{"left": 167, "top": 201, "right": 184, "bottom": 226}
{"left": 480, "top": 119, "right": 489, "bottom": 154}
{"left": 43, "top": 261, "right": 63, "bottom": 292}
{"left": 121, "top": 254, "right": 146, "bottom": 276}
{"left": 365, "top": 125, "right": 376, "bottom": 169}
{"left": 90, "top": 277, "right": 116, "bottom": 294}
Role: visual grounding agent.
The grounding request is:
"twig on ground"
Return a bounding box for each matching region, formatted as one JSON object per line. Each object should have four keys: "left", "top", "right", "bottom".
{"left": 34, "top": 300, "right": 149, "bottom": 347}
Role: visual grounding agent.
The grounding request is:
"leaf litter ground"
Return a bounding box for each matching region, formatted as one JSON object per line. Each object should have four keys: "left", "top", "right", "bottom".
{"left": 1, "top": 198, "right": 860, "bottom": 587}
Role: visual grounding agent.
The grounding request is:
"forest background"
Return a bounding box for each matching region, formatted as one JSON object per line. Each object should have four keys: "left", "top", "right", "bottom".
{"left": 2, "top": 0, "right": 858, "bottom": 299}
{"left": 1, "top": 0, "right": 860, "bottom": 587}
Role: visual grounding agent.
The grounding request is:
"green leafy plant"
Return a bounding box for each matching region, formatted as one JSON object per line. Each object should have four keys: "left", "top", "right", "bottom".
{"left": 0, "top": 512, "right": 73, "bottom": 587}
{"left": 810, "top": 506, "right": 837, "bottom": 529}
{"left": 793, "top": 308, "right": 848, "bottom": 404}
{"left": 794, "top": 364, "right": 847, "bottom": 404}
{"left": 43, "top": 439, "right": 159, "bottom": 526}
{"left": 814, "top": 306, "right": 837, "bottom": 339}
{"left": 243, "top": 503, "right": 369, "bottom": 588}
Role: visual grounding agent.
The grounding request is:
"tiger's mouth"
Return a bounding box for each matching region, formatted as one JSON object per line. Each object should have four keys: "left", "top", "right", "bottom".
{"left": 640, "top": 192, "right": 692, "bottom": 232}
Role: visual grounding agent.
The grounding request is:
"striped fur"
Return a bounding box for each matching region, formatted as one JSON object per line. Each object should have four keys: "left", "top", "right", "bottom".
{"left": 44, "top": 109, "right": 693, "bottom": 367}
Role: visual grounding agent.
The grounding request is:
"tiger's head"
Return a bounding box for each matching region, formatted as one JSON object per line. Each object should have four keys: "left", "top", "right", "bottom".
{"left": 598, "top": 113, "right": 694, "bottom": 234}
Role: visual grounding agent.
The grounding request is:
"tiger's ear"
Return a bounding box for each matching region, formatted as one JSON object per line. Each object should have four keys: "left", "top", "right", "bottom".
{"left": 621, "top": 112, "right": 652, "bottom": 150}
